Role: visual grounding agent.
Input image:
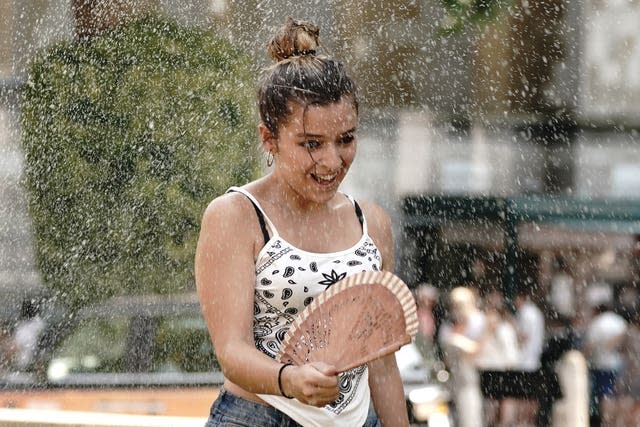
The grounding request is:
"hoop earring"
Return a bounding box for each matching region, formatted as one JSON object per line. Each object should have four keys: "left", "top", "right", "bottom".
{"left": 266, "top": 151, "right": 274, "bottom": 167}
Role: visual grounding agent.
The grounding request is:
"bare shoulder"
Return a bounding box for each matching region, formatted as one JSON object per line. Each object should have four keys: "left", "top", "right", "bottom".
{"left": 202, "top": 191, "right": 250, "bottom": 219}
{"left": 199, "top": 191, "right": 259, "bottom": 240}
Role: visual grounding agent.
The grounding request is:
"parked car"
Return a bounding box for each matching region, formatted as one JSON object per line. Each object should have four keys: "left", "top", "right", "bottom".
{"left": 0, "top": 293, "right": 450, "bottom": 425}
{"left": 0, "top": 293, "right": 220, "bottom": 417}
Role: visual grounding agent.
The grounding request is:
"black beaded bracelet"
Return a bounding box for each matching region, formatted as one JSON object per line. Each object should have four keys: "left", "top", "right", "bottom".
{"left": 277, "top": 363, "right": 294, "bottom": 399}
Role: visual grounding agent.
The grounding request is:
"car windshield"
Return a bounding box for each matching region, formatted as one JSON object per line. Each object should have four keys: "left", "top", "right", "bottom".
{"left": 46, "top": 310, "right": 217, "bottom": 381}
{"left": 48, "top": 316, "right": 129, "bottom": 379}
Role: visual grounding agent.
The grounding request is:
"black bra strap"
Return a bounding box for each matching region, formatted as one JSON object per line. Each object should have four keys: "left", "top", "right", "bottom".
{"left": 353, "top": 200, "right": 364, "bottom": 230}
{"left": 250, "top": 202, "right": 271, "bottom": 245}
{"left": 229, "top": 190, "right": 270, "bottom": 245}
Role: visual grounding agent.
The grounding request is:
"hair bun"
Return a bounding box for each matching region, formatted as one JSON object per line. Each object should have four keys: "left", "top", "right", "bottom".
{"left": 267, "top": 18, "right": 320, "bottom": 62}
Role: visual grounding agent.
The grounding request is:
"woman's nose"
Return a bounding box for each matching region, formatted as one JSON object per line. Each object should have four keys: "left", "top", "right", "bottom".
{"left": 316, "top": 143, "right": 343, "bottom": 168}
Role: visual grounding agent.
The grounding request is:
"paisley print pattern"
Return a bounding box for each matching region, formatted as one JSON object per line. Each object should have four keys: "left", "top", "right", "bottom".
{"left": 254, "top": 236, "right": 382, "bottom": 359}
{"left": 243, "top": 193, "right": 382, "bottom": 416}
{"left": 256, "top": 244, "right": 292, "bottom": 275}
{"left": 318, "top": 269, "right": 347, "bottom": 287}
{"left": 327, "top": 365, "right": 367, "bottom": 413}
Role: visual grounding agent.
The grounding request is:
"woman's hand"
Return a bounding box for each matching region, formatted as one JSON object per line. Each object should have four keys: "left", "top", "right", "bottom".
{"left": 281, "top": 362, "right": 339, "bottom": 407}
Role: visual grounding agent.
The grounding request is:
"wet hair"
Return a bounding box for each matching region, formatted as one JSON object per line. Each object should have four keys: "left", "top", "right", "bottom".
{"left": 257, "top": 18, "right": 358, "bottom": 135}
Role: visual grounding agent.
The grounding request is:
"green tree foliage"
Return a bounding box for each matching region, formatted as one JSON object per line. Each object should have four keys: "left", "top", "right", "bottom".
{"left": 21, "top": 15, "right": 259, "bottom": 310}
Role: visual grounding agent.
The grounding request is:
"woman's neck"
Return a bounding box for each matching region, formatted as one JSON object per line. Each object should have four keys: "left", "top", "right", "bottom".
{"left": 256, "top": 173, "right": 342, "bottom": 215}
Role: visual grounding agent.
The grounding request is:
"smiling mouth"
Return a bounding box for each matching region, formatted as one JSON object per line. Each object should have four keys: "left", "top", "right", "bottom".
{"left": 311, "top": 172, "right": 339, "bottom": 185}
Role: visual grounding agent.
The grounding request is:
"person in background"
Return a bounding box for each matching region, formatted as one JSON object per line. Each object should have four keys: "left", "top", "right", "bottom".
{"left": 583, "top": 296, "right": 628, "bottom": 427}
{"left": 476, "top": 288, "right": 520, "bottom": 427}
{"left": 536, "top": 311, "right": 579, "bottom": 427}
{"left": 439, "top": 286, "right": 495, "bottom": 427}
{"left": 615, "top": 307, "right": 640, "bottom": 427}
{"left": 195, "top": 17, "right": 408, "bottom": 427}
{"left": 548, "top": 256, "right": 575, "bottom": 319}
{"left": 514, "top": 288, "right": 545, "bottom": 424}
{"left": 514, "top": 289, "right": 545, "bottom": 372}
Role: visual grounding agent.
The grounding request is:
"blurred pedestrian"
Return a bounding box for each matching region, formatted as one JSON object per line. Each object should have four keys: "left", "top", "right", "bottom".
{"left": 514, "top": 289, "right": 545, "bottom": 372}
{"left": 583, "top": 291, "right": 627, "bottom": 427}
{"left": 477, "top": 289, "right": 520, "bottom": 427}
{"left": 439, "top": 286, "right": 494, "bottom": 427}
{"left": 536, "top": 312, "right": 579, "bottom": 427}
{"left": 615, "top": 308, "right": 640, "bottom": 427}
{"left": 548, "top": 257, "right": 575, "bottom": 319}
{"left": 514, "top": 288, "right": 545, "bottom": 424}
{"left": 615, "top": 307, "right": 640, "bottom": 427}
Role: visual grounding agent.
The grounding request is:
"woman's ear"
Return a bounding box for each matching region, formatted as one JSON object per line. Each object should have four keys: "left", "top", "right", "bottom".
{"left": 258, "top": 123, "right": 277, "bottom": 152}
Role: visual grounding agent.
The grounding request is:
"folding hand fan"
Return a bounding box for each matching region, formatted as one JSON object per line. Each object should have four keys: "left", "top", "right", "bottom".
{"left": 277, "top": 271, "right": 418, "bottom": 373}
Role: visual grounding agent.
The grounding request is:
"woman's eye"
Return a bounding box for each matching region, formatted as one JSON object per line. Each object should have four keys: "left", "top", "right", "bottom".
{"left": 303, "top": 140, "right": 321, "bottom": 150}
{"left": 340, "top": 134, "right": 355, "bottom": 144}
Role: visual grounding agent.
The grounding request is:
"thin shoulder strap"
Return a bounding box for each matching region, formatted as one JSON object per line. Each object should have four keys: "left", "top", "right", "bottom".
{"left": 226, "top": 186, "right": 278, "bottom": 243}
{"left": 250, "top": 202, "right": 270, "bottom": 245}
{"left": 345, "top": 194, "right": 366, "bottom": 233}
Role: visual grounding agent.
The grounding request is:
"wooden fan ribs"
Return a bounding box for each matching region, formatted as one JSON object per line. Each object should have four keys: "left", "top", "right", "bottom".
{"left": 278, "top": 271, "right": 418, "bottom": 372}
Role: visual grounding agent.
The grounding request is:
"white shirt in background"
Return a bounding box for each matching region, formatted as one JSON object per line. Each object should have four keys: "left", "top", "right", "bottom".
{"left": 585, "top": 311, "right": 628, "bottom": 371}
{"left": 517, "top": 300, "right": 545, "bottom": 371}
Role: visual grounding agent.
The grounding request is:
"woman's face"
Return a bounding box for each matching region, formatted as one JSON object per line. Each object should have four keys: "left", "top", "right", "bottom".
{"left": 266, "top": 97, "right": 358, "bottom": 204}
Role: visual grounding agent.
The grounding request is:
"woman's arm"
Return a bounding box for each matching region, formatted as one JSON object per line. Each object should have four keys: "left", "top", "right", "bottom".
{"left": 195, "top": 193, "right": 338, "bottom": 405}
{"left": 369, "top": 354, "right": 409, "bottom": 426}
{"left": 196, "top": 193, "right": 278, "bottom": 394}
{"left": 361, "top": 200, "right": 410, "bottom": 426}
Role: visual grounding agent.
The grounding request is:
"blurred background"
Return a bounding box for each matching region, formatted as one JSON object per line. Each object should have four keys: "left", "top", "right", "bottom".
{"left": 1, "top": 1, "right": 639, "bottom": 426}
{"left": 2, "top": 0, "right": 639, "bottom": 310}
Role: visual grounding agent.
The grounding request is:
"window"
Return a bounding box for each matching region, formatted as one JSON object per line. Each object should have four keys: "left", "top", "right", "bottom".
{"left": 152, "top": 314, "right": 218, "bottom": 373}
{"left": 48, "top": 316, "right": 129, "bottom": 379}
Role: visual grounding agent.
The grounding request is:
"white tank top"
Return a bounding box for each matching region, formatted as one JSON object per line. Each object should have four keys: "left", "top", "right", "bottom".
{"left": 228, "top": 187, "right": 382, "bottom": 427}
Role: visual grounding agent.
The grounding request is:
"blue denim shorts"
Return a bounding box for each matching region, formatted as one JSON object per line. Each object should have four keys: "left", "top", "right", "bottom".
{"left": 205, "top": 388, "right": 381, "bottom": 427}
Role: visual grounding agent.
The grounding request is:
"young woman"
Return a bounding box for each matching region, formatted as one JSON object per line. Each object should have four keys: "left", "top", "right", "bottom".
{"left": 195, "top": 18, "right": 409, "bottom": 427}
